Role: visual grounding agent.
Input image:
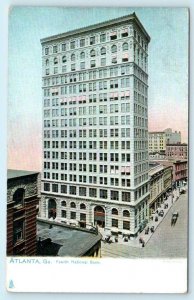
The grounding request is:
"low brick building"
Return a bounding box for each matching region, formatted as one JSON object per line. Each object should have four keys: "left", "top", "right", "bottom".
{"left": 148, "top": 163, "right": 173, "bottom": 215}
{"left": 7, "top": 170, "right": 40, "bottom": 256}
{"left": 166, "top": 143, "right": 188, "bottom": 160}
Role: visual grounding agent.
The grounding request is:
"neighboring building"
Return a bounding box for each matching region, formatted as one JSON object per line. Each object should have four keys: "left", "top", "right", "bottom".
{"left": 7, "top": 170, "right": 40, "bottom": 256}
{"left": 37, "top": 219, "right": 102, "bottom": 257}
{"left": 149, "top": 131, "right": 166, "bottom": 153}
{"left": 166, "top": 143, "right": 188, "bottom": 160}
{"left": 148, "top": 164, "right": 172, "bottom": 215}
{"left": 40, "top": 13, "right": 150, "bottom": 239}
{"left": 151, "top": 160, "right": 188, "bottom": 189}
{"left": 149, "top": 128, "right": 181, "bottom": 153}
{"left": 164, "top": 128, "right": 181, "bottom": 145}
{"left": 149, "top": 152, "right": 166, "bottom": 161}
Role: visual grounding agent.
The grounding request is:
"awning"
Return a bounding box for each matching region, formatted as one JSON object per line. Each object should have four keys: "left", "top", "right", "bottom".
{"left": 125, "top": 91, "right": 130, "bottom": 96}
{"left": 111, "top": 227, "right": 119, "bottom": 233}
{"left": 123, "top": 53, "right": 129, "bottom": 59}
{"left": 110, "top": 31, "right": 117, "bottom": 36}
{"left": 114, "top": 92, "right": 118, "bottom": 97}
{"left": 122, "top": 229, "right": 130, "bottom": 235}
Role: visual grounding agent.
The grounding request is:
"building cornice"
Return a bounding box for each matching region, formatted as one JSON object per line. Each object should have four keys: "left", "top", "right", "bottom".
{"left": 40, "top": 12, "right": 150, "bottom": 45}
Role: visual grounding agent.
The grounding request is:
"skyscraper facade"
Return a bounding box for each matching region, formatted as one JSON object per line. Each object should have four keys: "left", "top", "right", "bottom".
{"left": 40, "top": 13, "right": 150, "bottom": 238}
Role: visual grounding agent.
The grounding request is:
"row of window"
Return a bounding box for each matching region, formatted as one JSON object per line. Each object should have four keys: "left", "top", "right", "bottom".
{"left": 44, "top": 27, "right": 148, "bottom": 56}
{"left": 44, "top": 153, "right": 131, "bottom": 165}
{"left": 44, "top": 183, "right": 131, "bottom": 201}
{"left": 45, "top": 43, "right": 130, "bottom": 66}
{"left": 44, "top": 172, "right": 131, "bottom": 187}
{"left": 45, "top": 54, "right": 132, "bottom": 75}
{"left": 44, "top": 140, "right": 131, "bottom": 150}
{"left": 43, "top": 64, "right": 137, "bottom": 86}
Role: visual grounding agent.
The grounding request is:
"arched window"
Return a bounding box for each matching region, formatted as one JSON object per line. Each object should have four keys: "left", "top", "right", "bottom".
{"left": 80, "top": 52, "right": 85, "bottom": 60}
{"left": 100, "top": 47, "right": 106, "bottom": 55}
{"left": 45, "top": 59, "right": 49, "bottom": 66}
{"left": 13, "top": 188, "right": 25, "bottom": 206}
{"left": 112, "top": 208, "right": 118, "bottom": 215}
{"left": 54, "top": 57, "right": 58, "bottom": 64}
{"left": 71, "top": 54, "right": 75, "bottom": 61}
{"left": 90, "top": 49, "right": 96, "bottom": 57}
{"left": 80, "top": 203, "right": 86, "bottom": 210}
{"left": 62, "top": 55, "right": 66, "bottom": 63}
{"left": 122, "top": 42, "right": 128, "bottom": 51}
{"left": 70, "top": 202, "right": 76, "bottom": 208}
{"left": 61, "top": 201, "right": 66, "bottom": 207}
{"left": 111, "top": 45, "right": 117, "bottom": 53}
{"left": 123, "top": 210, "right": 130, "bottom": 217}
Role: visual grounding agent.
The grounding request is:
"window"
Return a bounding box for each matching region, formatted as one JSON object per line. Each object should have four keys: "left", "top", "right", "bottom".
{"left": 112, "top": 208, "right": 118, "bottom": 215}
{"left": 122, "top": 42, "right": 128, "bottom": 51}
{"left": 111, "top": 45, "right": 117, "bottom": 53}
{"left": 13, "top": 188, "right": 25, "bottom": 207}
{"left": 121, "top": 29, "right": 128, "bottom": 37}
{"left": 80, "top": 51, "right": 85, "bottom": 60}
{"left": 70, "top": 41, "right": 75, "bottom": 49}
{"left": 100, "top": 34, "right": 106, "bottom": 43}
{"left": 44, "top": 182, "right": 50, "bottom": 191}
{"left": 80, "top": 38, "right": 85, "bottom": 47}
{"left": 122, "top": 192, "right": 131, "bottom": 202}
{"left": 62, "top": 43, "right": 66, "bottom": 51}
{"left": 70, "top": 211, "right": 76, "bottom": 219}
{"left": 112, "top": 219, "right": 118, "bottom": 227}
{"left": 80, "top": 62, "right": 85, "bottom": 69}
{"left": 80, "top": 213, "right": 86, "bottom": 221}
{"left": 61, "top": 210, "right": 66, "bottom": 218}
{"left": 110, "top": 32, "right": 117, "bottom": 40}
{"left": 79, "top": 187, "right": 86, "bottom": 196}
{"left": 61, "top": 185, "right": 67, "bottom": 194}
{"left": 70, "top": 201, "right": 76, "bottom": 208}
{"left": 54, "top": 57, "right": 58, "bottom": 64}
{"left": 100, "top": 47, "right": 106, "bottom": 55}
{"left": 90, "top": 60, "right": 96, "bottom": 68}
{"left": 70, "top": 186, "right": 76, "bottom": 195}
{"left": 53, "top": 45, "right": 58, "bottom": 53}
{"left": 80, "top": 203, "right": 86, "bottom": 209}
{"left": 100, "top": 189, "right": 107, "bottom": 199}
{"left": 123, "top": 210, "right": 130, "bottom": 217}
{"left": 62, "top": 55, "right": 67, "bottom": 63}
{"left": 45, "top": 47, "right": 49, "bottom": 55}
{"left": 13, "top": 220, "right": 24, "bottom": 244}
{"left": 111, "top": 191, "right": 119, "bottom": 201}
{"left": 52, "top": 184, "right": 58, "bottom": 193}
{"left": 71, "top": 53, "right": 75, "bottom": 61}
{"left": 61, "top": 201, "right": 66, "bottom": 207}
{"left": 90, "top": 36, "right": 95, "bottom": 45}
{"left": 90, "top": 49, "right": 96, "bottom": 57}
{"left": 123, "top": 221, "right": 130, "bottom": 230}
{"left": 89, "top": 188, "right": 97, "bottom": 198}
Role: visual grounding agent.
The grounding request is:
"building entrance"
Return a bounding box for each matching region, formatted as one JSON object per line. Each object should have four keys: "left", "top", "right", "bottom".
{"left": 94, "top": 206, "right": 105, "bottom": 228}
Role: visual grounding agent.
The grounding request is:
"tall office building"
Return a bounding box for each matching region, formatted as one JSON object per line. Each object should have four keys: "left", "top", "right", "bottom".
{"left": 40, "top": 13, "right": 150, "bottom": 238}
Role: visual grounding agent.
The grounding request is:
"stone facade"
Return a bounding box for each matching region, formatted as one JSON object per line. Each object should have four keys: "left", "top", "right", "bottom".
{"left": 7, "top": 170, "right": 40, "bottom": 256}
{"left": 149, "top": 165, "right": 172, "bottom": 216}
{"left": 40, "top": 13, "right": 150, "bottom": 238}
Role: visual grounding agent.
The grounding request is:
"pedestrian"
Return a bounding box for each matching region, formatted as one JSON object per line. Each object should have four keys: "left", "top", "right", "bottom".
{"left": 142, "top": 241, "right": 145, "bottom": 248}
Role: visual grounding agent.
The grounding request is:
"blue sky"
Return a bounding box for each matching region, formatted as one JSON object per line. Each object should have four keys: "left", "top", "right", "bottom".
{"left": 8, "top": 7, "right": 188, "bottom": 171}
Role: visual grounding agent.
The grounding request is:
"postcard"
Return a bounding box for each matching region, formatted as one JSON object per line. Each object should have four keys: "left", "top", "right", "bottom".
{"left": 7, "top": 6, "right": 188, "bottom": 293}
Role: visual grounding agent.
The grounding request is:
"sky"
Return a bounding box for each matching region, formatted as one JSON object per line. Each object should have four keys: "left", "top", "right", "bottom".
{"left": 8, "top": 7, "right": 188, "bottom": 171}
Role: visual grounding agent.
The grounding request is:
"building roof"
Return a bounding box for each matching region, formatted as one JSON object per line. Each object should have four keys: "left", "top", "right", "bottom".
{"left": 7, "top": 169, "right": 39, "bottom": 180}
{"left": 37, "top": 220, "right": 102, "bottom": 257}
{"left": 166, "top": 143, "right": 187, "bottom": 146}
{"left": 40, "top": 12, "right": 151, "bottom": 44}
{"left": 149, "top": 131, "right": 165, "bottom": 135}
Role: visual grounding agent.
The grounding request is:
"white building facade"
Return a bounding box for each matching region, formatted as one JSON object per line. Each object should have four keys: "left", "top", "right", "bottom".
{"left": 40, "top": 13, "right": 150, "bottom": 238}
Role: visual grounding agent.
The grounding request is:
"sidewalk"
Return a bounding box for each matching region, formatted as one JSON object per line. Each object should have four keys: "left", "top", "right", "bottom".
{"left": 102, "top": 189, "right": 180, "bottom": 248}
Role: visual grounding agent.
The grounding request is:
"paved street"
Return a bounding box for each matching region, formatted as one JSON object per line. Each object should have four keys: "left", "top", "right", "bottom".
{"left": 101, "top": 191, "right": 188, "bottom": 258}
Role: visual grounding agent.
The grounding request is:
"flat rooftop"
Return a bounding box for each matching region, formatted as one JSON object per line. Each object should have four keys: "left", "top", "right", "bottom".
{"left": 37, "top": 220, "right": 102, "bottom": 257}
{"left": 7, "top": 169, "right": 39, "bottom": 180}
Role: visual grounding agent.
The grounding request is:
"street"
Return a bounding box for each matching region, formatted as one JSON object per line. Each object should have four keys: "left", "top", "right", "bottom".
{"left": 101, "top": 191, "right": 188, "bottom": 258}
